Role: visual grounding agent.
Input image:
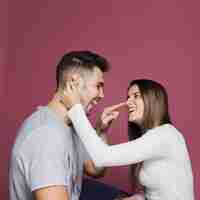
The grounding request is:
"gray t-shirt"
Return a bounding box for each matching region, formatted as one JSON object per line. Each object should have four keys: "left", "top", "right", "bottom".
{"left": 9, "top": 106, "right": 90, "bottom": 200}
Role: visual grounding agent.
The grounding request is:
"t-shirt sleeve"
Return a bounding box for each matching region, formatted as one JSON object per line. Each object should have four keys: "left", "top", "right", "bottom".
{"left": 20, "top": 126, "right": 70, "bottom": 192}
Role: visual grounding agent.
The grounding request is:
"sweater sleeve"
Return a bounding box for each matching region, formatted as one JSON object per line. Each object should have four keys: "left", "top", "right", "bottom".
{"left": 68, "top": 104, "right": 169, "bottom": 167}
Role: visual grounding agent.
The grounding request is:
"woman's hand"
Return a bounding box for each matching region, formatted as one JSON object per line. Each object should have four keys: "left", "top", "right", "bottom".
{"left": 60, "top": 81, "right": 81, "bottom": 110}
{"left": 96, "top": 102, "right": 128, "bottom": 133}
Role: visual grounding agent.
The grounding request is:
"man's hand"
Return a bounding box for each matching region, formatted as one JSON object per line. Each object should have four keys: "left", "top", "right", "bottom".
{"left": 96, "top": 102, "right": 128, "bottom": 133}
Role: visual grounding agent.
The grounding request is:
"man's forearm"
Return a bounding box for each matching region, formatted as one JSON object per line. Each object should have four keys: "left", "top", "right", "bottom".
{"left": 34, "top": 185, "right": 69, "bottom": 200}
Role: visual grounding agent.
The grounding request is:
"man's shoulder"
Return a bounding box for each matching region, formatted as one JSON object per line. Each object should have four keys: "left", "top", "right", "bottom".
{"left": 22, "top": 106, "right": 56, "bottom": 129}
{"left": 22, "top": 123, "right": 71, "bottom": 147}
{"left": 19, "top": 106, "right": 69, "bottom": 136}
{"left": 15, "top": 124, "right": 72, "bottom": 160}
{"left": 14, "top": 107, "right": 73, "bottom": 157}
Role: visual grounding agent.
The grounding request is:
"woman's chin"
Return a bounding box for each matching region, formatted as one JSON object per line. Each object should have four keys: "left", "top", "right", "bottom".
{"left": 128, "top": 117, "right": 142, "bottom": 125}
{"left": 128, "top": 118, "right": 136, "bottom": 123}
{"left": 128, "top": 114, "right": 137, "bottom": 122}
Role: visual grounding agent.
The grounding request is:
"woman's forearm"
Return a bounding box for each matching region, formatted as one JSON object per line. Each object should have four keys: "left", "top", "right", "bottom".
{"left": 68, "top": 104, "right": 168, "bottom": 167}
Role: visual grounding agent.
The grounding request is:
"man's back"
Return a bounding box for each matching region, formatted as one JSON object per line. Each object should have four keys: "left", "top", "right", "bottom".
{"left": 9, "top": 106, "right": 87, "bottom": 200}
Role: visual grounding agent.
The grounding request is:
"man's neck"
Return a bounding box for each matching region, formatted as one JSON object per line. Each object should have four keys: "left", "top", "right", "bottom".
{"left": 47, "top": 95, "right": 71, "bottom": 125}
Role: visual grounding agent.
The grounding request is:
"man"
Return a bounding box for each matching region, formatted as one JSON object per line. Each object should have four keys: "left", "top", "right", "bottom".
{"left": 9, "top": 51, "right": 110, "bottom": 200}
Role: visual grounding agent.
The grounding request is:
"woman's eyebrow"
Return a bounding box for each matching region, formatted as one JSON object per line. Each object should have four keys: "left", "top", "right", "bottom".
{"left": 128, "top": 91, "right": 140, "bottom": 96}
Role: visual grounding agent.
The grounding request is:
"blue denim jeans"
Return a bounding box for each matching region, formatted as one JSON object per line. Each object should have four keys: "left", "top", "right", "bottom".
{"left": 80, "top": 178, "right": 130, "bottom": 200}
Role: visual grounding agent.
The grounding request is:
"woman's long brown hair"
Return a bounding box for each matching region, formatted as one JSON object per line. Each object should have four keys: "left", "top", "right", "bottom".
{"left": 127, "top": 79, "right": 171, "bottom": 193}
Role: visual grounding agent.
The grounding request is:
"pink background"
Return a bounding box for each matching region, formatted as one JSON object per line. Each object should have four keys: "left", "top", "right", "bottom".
{"left": 1, "top": 0, "right": 199, "bottom": 199}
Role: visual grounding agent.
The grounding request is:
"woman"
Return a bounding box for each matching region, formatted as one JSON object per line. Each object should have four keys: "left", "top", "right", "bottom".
{"left": 63, "top": 79, "right": 194, "bottom": 200}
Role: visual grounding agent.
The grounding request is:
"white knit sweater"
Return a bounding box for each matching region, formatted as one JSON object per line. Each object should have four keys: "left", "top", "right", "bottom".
{"left": 68, "top": 104, "right": 194, "bottom": 200}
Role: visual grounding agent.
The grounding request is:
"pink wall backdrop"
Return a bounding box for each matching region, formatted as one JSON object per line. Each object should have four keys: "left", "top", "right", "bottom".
{"left": 1, "top": 0, "right": 199, "bottom": 199}
{"left": 0, "top": 0, "right": 8, "bottom": 197}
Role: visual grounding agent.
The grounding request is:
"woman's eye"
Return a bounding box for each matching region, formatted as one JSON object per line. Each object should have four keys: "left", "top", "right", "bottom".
{"left": 134, "top": 94, "right": 141, "bottom": 98}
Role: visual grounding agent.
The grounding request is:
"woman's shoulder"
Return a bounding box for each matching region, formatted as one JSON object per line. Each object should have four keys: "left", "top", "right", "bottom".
{"left": 147, "top": 123, "right": 183, "bottom": 140}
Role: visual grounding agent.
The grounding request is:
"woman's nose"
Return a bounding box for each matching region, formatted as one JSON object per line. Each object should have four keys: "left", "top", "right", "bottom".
{"left": 127, "top": 98, "right": 134, "bottom": 105}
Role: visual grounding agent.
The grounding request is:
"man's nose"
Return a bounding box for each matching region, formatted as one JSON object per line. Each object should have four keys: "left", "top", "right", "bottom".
{"left": 99, "top": 89, "right": 104, "bottom": 99}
